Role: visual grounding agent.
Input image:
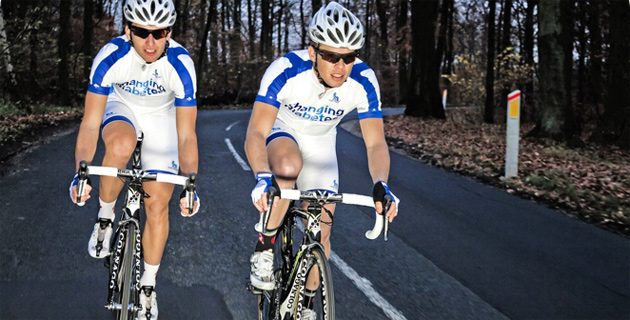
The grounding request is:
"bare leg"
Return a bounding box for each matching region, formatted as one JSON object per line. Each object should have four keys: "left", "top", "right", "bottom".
{"left": 100, "top": 122, "right": 136, "bottom": 202}
{"left": 265, "top": 137, "right": 303, "bottom": 228}
{"left": 142, "top": 181, "right": 175, "bottom": 266}
{"left": 305, "top": 203, "right": 335, "bottom": 291}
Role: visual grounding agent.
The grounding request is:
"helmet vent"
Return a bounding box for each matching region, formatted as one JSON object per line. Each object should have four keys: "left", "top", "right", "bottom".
{"left": 326, "top": 29, "right": 339, "bottom": 44}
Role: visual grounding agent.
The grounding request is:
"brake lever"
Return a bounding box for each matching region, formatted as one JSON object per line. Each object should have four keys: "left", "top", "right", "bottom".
{"left": 186, "top": 173, "right": 197, "bottom": 213}
{"left": 382, "top": 195, "right": 392, "bottom": 241}
{"left": 76, "top": 160, "right": 89, "bottom": 206}
{"left": 260, "top": 186, "right": 278, "bottom": 234}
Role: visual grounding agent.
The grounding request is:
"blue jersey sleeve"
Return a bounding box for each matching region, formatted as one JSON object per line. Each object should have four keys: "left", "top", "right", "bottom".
{"left": 88, "top": 37, "right": 130, "bottom": 95}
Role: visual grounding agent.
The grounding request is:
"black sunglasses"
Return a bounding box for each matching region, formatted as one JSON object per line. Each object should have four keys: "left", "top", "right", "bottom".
{"left": 314, "top": 47, "right": 359, "bottom": 64}
{"left": 129, "top": 26, "right": 170, "bottom": 40}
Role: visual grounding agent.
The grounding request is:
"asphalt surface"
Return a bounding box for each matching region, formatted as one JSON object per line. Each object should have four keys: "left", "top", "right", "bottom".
{"left": 0, "top": 109, "right": 627, "bottom": 319}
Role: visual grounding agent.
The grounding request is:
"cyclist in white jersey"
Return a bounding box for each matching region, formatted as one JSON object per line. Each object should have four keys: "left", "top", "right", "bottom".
{"left": 245, "top": 2, "right": 400, "bottom": 318}
{"left": 68, "top": 1, "right": 199, "bottom": 318}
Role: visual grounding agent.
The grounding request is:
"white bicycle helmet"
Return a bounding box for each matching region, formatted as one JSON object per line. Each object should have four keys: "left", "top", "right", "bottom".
{"left": 124, "top": 0, "right": 177, "bottom": 28}
{"left": 308, "top": 1, "right": 365, "bottom": 50}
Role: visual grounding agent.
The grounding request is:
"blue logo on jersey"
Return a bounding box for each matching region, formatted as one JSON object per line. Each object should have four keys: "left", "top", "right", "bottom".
{"left": 330, "top": 93, "right": 340, "bottom": 103}
{"left": 117, "top": 78, "right": 166, "bottom": 97}
{"left": 153, "top": 69, "right": 160, "bottom": 79}
{"left": 169, "top": 161, "right": 178, "bottom": 171}
{"left": 331, "top": 179, "right": 338, "bottom": 189}
{"left": 286, "top": 102, "right": 345, "bottom": 122}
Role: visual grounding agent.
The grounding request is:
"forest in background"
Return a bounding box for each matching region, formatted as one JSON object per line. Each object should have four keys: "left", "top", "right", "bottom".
{"left": 0, "top": 0, "right": 628, "bottom": 148}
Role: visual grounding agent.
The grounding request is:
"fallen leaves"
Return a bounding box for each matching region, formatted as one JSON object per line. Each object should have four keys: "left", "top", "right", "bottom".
{"left": 384, "top": 112, "right": 629, "bottom": 236}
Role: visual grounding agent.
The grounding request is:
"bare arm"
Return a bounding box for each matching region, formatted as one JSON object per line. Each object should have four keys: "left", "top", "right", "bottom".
{"left": 359, "top": 117, "right": 390, "bottom": 183}
{"left": 359, "top": 117, "right": 398, "bottom": 221}
{"left": 71, "top": 91, "right": 108, "bottom": 203}
{"left": 176, "top": 106, "right": 199, "bottom": 216}
{"left": 75, "top": 91, "right": 109, "bottom": 170}
{"left": 176, "top": 106, "right": 199, "bottom": 176}
{"left": 244, "top": 101, "right": 279, "bottom": 177}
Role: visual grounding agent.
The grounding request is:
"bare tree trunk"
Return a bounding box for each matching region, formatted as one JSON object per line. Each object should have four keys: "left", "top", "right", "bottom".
{"left": 405, "top": 0, "right": 444, "bottom": 119}
{"left": 587, "top": 0, "right": 602, "bottom": 113}
{"left": 277, "top": 0, "right": 283, "bottom": 55}
{"left": 260, "top": 0, "right": 271, "bottom": 61}
{"left": 484, "top": 0, "right": 496, "bottom": 123}
{"left": 181, "top": 0, "right": 190, "bottom": 45}
{"left": 523, "top": 0, "right": 537, "bottom": 122}
{"left": 247, "top": 0, "right": 256, "bottom": 58}
{"left": 58, "top": 0, "right": 71, "bottom": 106}
{"left": 209, "top": 0, "right": 218, "bottom": 64}
{"left": 396, "top": 0, "right": 409, "bottom": 105}
{"left": 0, "top": 5, "right": 16, "bottom": 89}
{"left": 233, "top": 0, "right": 243, "bottom": 102}
{"left": 197, "top": 0, "right": 215, "bottom": 99}
{"left": 577, "top": 1, "right": 587, "bottom": 125}
{"left": 592, "top": 0, "right": 630, "bottom": 149}
{"left": 534, "top": 0, "right": 572, "bottom": 141}
{"left": 83, "top": 0, "right": 94, "bottom": 81}
{"left": 497, "top": 0, "right": 513, "bottom": 122}
{"left": 444, "top": 0, "right": 455, "bottom": 75}
{"left": 435, "top": 0, "right": 452, "bottom": 77}
{"left": 220, "top": 0, "right": 228, "bottom": 65}
{"left": 561, "top": 0, "right": 578, "bottom": 140}
{"left": 300, "top": 0, "right": 306, "bottom": 48}
{"left": 375, "top": 0, "right": 389, "bottom": 65}
{"left": 174, "top": 0, "right": 181, "bottom": 36}
{"left": 283, "top": 2, "right": 289, "bottom": 53}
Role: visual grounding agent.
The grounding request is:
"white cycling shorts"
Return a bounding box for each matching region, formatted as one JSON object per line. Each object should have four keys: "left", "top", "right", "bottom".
{"left": 267, "top": 119, "right": 339, "bottom": 192}
{"left": 101, "top": 100, "right": 179, "bottom": 174}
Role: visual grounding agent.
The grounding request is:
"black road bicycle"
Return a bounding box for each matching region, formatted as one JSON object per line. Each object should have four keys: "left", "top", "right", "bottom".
{"left": 247, "top": 187, "right": 391, "bottom": 320}
{"left": 76, "top": 134, "right": 196, "bottom": 320}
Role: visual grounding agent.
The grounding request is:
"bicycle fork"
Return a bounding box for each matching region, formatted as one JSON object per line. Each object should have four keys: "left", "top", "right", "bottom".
{"left": 105, "top": 186, "right": 143, "bottom": 313}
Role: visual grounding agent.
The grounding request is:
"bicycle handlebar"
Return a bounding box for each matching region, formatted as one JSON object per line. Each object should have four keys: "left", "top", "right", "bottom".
{"left": 256, "top": 188, "right": 389, "bottom": 241}
{"left": 76, "top": 160, "right": 196, "bottom": 212}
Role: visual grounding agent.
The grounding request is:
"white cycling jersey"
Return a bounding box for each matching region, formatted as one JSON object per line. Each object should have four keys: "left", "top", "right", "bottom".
{"left": 87, "top": 35, "right": 197, "bottom": 174}
{"left": 256, "top": 49, "right": 382, "bottom": 191}
{"left": 88, "top": 35, "right": 197, "bottom": 111}
{"left": 256, "top": 49, "right": 382, "bottom": 136}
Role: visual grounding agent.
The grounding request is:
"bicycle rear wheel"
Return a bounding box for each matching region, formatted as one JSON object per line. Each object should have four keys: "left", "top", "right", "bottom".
{"left": 301, "top": 246, "right": 335, "bottom": 320}
{"left": 116, "top": 224, "right": 136, "bottom": 320}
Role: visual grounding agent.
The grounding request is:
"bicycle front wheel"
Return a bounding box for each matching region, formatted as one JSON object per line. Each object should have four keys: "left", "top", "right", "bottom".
{"left": 301, "top": 246, "right": 335, "bottom": 320}
{"left": 116, "top": 224, "right": 136, "bottom": 320}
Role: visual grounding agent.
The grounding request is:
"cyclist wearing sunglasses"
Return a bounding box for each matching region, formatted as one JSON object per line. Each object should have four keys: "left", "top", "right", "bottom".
{"left": 69, "top": 0, "right": 200, "bottom": 318}
{"left": 245, "top": 2, "right": 400, "bottom": 318}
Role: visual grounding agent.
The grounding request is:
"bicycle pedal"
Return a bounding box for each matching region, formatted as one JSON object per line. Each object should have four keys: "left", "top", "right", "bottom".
{"left": 246, "top": 282, "right": 263, "bottom": 295}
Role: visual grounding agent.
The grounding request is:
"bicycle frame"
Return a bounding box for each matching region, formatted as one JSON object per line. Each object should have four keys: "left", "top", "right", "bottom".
{"left": 105, "top": 136, "right": 146, "bottom": 315}
{"left": 252, "top": 188, "right": 389, "bottom": 320}
{"left": 277, "top": 204, "right": 328, "bottom": 318}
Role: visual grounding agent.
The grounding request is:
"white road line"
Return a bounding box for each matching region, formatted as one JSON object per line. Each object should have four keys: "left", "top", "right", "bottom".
{"left": 224, "top": 138, "right": 251, "bottom": 171}
{"left": 330, "top": 251, "right": 408, "bottom": 320}
{"left": 225, "top": 120, "right": 240, "bottom": 131}
{"left": 295, "top": 220, "right": 406, "bottom": 319}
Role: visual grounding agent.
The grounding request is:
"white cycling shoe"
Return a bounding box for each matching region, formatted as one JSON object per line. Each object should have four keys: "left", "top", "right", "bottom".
{"left": 87, "top": 218, "right": 113, "bottom": 258}
{"left": 302, "top": 308, "right": 317, "bottom": 320}
{"left": 138, "top": 286, "right": 158, "bottom": 320}
{"left": 250, "top": 249, "right": 275, "bottom": 291}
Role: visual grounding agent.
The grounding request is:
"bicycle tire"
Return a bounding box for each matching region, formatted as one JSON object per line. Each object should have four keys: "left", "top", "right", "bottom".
{"left": 116, "top": 224, "right": 136, "bottom": 320}
{"left": 302, "top": 246, "right": 335, "bottom": 320}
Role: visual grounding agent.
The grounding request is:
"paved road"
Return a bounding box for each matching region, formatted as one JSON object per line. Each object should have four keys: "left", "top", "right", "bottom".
{"left": 0, "top": 109, "right": 627, "bottom": 319}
